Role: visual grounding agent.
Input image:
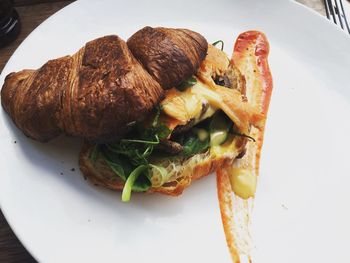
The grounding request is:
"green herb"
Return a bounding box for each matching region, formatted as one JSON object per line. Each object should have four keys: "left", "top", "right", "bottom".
{"left": 101, "top": 151, "right": 130, "bottom": 181}
{"left": 177, "top": 76, "right": 197, "bottom": 91}
{"left": 121, "top": 137, "right": 160, "bottom": 145}
{"left": 212, "top": 40, "right": 224, "bottom": 51}
{"left": 171, "top": 117, "right": 213, "bottom": 157}
{"left": 102, "top": 147, "right": 134, "bottom": 176}
{"left": 154, "top": 124, "right": 171, "bottom": 139}
{"left": 106, "top": 142, "right": 154, "bottom": 166}
{"left": 95, "top": 107, "right": 172, "bottom": 201}
{"left": 122, "top": 165, "right": 150, "bottom": 202}
{"left": 182, "top": 134, "right": 210, "bottom": 157}
{"left": 93, "top": 105, "right": 257, "bottom": 202}
{"left": 132, "top": 173, "right": 151, "bottom": 192}
{"left": 142, "top": 107, "right": 171, "bottom": 141}
{"left": 105, "top": 159, "right": 126, "bottom": 180}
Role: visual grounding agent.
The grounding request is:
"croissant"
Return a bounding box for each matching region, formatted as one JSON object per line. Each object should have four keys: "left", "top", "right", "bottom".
{"left": 79, "top": 31, "right": 272, "bottom": 197}
{"left": 127, "top": 27, "right": 208, "bottom": 89}
{"left": 1, "top": 27, "right": 208, "bottom": 143}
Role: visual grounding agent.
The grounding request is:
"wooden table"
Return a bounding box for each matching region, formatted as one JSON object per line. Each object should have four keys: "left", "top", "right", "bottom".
{"left": 0, "top": 0, "right": 326, "bottom": 262}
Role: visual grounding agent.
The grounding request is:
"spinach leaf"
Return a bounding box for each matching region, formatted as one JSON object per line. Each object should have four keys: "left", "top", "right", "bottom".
{"left": 132, "top": 173, "right": 152, "bottom": 192}
{"left": 106, "top": 138, "right": 156, "bottom": 166}
{"left": 183, "top": 134, "right": 210, "bottom": 157}
{"left": 95, "top": 106, "right": 172, "bottom": 201}
{"left": 154, "top": 124, "right": 171, "bottom": 139}
{"left": 105, "top": 159, "right": 126, "bottom": 180}
{"left": 101, "top": 148, "right": 133, "bottom": 181}
{"left": 144, "top": 112, "right": 171, "bottom": 140}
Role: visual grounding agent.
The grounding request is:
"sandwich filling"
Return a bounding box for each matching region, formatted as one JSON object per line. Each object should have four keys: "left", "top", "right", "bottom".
{"left": 88, "top": 43, "right": 262, "bottom": 201}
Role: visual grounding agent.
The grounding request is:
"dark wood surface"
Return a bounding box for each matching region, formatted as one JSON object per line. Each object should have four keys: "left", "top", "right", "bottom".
{"left": 0, "top": 1, "right": 325, "bottom": 262}
{"left": 0, "top": 1, "right": 73, "bottom": 72}
{"left": 14, "top": 0, "right": 69, "bottom": 6}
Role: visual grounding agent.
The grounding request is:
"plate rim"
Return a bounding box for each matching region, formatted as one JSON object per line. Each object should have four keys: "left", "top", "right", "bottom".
{"left": 1, "top": 0, "right": 350, "bottom": 262}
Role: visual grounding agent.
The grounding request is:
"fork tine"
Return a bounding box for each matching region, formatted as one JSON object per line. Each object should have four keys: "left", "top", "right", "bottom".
{"left": 324, "top": 0, "right": 350, "bottom": 34}
{"left": 326, "top": 0, "right": 338, "bottom": 23}
{"left": 339, "top": 0, "right": 350, "bottom": 33}
{"left": 323, "top": 0, "right": 331, "bottom": 18}
{"left": 334, "top": 0, "right": 345, "bottom": 29}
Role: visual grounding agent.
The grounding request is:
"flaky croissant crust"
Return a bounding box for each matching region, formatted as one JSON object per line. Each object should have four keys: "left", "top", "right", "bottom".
{"left": 1, "top": 27, "right": 208, "bottom": 143}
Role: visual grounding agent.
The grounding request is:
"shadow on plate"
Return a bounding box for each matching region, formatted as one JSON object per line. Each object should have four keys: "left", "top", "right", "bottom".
{"left": 1, "top": 112, "right": 215, "bottom": 219}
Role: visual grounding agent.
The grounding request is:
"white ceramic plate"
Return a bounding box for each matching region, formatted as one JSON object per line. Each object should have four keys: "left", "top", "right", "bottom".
{"left": 1, "top": 0, "right": 350, "bottom": 262}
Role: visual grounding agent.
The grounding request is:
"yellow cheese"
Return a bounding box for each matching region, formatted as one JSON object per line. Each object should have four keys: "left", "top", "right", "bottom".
{"left": 228, "top": 168, "right": 257, "bottom": 199}
{"left": 160, "top": 82, "right": 218, "bottom": 125}
{"left": 161, "top": 88, "right": 202, "bottom": 124}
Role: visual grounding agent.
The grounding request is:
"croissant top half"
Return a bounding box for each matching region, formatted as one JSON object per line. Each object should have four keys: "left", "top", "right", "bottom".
{"left": 128, "top": 27, "right": 208, "bottom": 89}
{"left": 1, "top": 27, "right": 208, "bottom": 143}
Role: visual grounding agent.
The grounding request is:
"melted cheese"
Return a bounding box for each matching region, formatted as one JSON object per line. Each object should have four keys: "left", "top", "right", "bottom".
{"left": 160, "top": 79, "right": 261, "bottom": 135}
{"left": 161, "top": 88, "right": 203, "bottom": 125}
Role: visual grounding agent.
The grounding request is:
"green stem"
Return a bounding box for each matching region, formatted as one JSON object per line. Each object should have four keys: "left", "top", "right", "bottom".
{"left": 149, "top": 164, "right": 169, "bottom": 186}
{"left": 122, "top": 165, "right": 149, "bottom": 202}
{"left": 212, "top": 40, "right": 224, "bottom": 51}
{"left": 120, "top": 136, "right": 159, "bottom": 145}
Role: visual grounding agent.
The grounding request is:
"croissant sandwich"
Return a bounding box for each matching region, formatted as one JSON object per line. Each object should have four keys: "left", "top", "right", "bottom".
{"left": 1, "top": 27, "right": 272, "bottom": 203}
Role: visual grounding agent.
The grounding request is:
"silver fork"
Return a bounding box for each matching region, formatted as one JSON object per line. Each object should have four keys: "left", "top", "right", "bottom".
{"left": 323, "top": 0, "right": 350, "bottom": 34}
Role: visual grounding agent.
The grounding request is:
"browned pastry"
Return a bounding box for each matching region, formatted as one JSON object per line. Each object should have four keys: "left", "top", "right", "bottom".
{"left": 79, "top": 140, "right": 234, "bottom": 196}
{"left": 1, "top": 28, "right": 208, "bottom": 143}
{"left": 127, "top": 27, "right": 208, "bottom": 89}
{"left": 1, "top": 36, "right": 164, "bottom": 143}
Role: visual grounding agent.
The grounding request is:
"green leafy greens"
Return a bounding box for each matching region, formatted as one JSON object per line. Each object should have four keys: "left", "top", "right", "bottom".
{"left": 182, "top": 134, "right": 210, "bottom": 157}
{"left": 122, "top": 165, "right": 149, "bottom": 202}
{"left": 90, "top": 107, "right": 171, "bottom": 202}
{"left": 89, "top": 108, "right": 254, "bottom": 202}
